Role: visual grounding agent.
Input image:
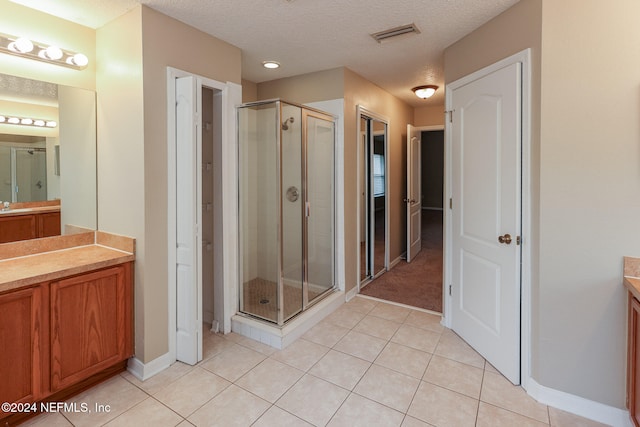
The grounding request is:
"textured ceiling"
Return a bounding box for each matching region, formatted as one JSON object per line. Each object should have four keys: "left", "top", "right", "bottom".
{"left": 10, "top": 0, "right": 520, "bottom": 107}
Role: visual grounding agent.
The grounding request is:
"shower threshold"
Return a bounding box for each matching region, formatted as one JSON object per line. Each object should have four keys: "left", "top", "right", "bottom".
{"left": 231, "top": 290, "right": 344, "bottom": 350}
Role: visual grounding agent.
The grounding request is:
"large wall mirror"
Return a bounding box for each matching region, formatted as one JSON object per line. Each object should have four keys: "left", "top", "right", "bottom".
{"left": 357, "top": 106, "right": 389, "bottom": 287}
{"left": 0, "top": 73, "right": 97, "bottom": 240}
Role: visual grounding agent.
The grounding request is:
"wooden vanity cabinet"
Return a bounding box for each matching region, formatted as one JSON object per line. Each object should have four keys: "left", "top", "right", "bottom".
{"left": 0, "top": 285, "right": 47, "bottom": 406}
{"left": 0, "top": 211, "right": 61, "bottom": 243}
{"left": 0, "top": 262, "right": 133, "bottom": 423}
{"left": 628, "top": 294, "right": 640, "bottom": 426}
{"left": 0, "top": 214, "right": 38, "bottom": 243}
{"left": 38, "top": 212, "right": 61, "bottom": 238}
{"left": 50, "top": 264, "right": 132, "bottom": 391}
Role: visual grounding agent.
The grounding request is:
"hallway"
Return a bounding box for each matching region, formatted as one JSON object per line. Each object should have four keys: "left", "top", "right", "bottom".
{"left": 22, "top": 297, "right": 602, "bottom": 427}
{"left": 361, "top": 210, "right": 443, "bottom": 312}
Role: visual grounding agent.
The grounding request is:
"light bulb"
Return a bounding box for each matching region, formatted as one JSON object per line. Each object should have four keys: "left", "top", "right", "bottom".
{"left": 43, "top": 45, "right": 63, "bottom": 60}
{"left": 33, "top": 120, "right": 45, "bottom": 127}
{"left": 46, "top": 121, "right": 57, "bottom": 128}
{"left": 70, "top": 53, "right": 88, "bottom": 67}
{"left": 9, "top": 37, "right": 34, "bottom": 53}
{"left": 8, "top": 117, "right": 20, "bottom": 124}
{"left": 0, "top": 116, "right": 5, "bottom": 123}
{"left": 21, "top": 118, "right": 33, "bottom": 125}
{"left": 262, "top": 61, "right": 280, "bottom": 69}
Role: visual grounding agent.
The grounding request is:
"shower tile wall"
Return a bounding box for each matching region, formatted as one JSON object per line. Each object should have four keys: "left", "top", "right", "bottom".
{"left": 240, "top": 106, "right": 280, "bottom": 321}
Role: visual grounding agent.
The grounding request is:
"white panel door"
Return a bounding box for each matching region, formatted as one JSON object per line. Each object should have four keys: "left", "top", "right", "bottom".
{"left": 451, "top": 62, "right": 521, "bottom": 384}
{"left": 406, "top": 124, "right": 422, "bottom": 262}
{"left": 175, "top": 76, "right": 202, "bottom": 365}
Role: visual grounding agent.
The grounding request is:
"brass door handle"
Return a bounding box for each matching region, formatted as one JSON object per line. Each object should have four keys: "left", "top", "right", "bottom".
{"left": 498, "top": 233, "right": 512, "bottom": 244}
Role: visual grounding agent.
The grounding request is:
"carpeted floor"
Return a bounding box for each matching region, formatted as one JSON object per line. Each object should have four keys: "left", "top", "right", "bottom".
{"left": 361, "top": 210, "right": 443, "bottom": 312}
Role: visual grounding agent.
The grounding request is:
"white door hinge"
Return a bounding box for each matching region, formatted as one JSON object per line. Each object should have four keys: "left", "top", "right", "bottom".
{"left": 445, "top": 110, "right": 454, "bottom": 123}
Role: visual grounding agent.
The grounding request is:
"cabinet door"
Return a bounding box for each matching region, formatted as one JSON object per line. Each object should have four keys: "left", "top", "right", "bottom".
{"left": 630, "top": 295, "right": 640, "bottom": 427}
{"left": 37, "top": 212, "right": 61, "bottom": 238}
{"left": 0, "top": 286, "right": 46, "bottom": 409}
{"left": 0, "top": 214, "right": 37, "bottom": 243}
{"left": 50, "top": 264, "right": 132, "bottom": 391}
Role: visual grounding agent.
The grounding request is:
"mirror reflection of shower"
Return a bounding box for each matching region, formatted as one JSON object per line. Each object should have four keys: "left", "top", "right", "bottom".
{"left": 0, "top": 145, "right": 48, "bottom": 202}
{"left": 282, "top": 116, "right": 294, "bottom": 130}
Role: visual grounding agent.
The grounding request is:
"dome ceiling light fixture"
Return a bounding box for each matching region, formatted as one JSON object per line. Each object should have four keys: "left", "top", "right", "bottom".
{"left": 412, "top": 85, "right": 438, "bottom": 99}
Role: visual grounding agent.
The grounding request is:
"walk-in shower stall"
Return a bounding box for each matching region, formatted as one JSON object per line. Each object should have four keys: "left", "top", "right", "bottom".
{"left": 238, "top": 100, "right": 336, "bottom": 326}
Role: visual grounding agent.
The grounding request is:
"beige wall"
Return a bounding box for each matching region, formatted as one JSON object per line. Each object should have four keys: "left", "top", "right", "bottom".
{"left": 0, "top": 0, "right": 96, "bottom": 91}
{"left": 241, "top": 79, "right": 258, "bottom": 103}
{"left": 536, "top": 0, "right": 640, "bottom": 407}
{"left": 97, "top": 5, "right": 242, "bottom": 363}
{"left": 414, "top": 105, "right": 445, "bottom": 127}
{"left": 257, "top": 68, "right": 345, "bottom": 103}
{"left": 96, "top": 7, "right": 146, "bottom": 358}
{"left": 445, "top": 0, "right": 640, "bottom": 408}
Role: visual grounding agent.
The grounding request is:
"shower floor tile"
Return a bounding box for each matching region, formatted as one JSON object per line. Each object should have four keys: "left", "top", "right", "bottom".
{"left": 22, "top": 297, "right": 605, "bottom": 427}
{"left": 241, "top": 278, "right": 322, "bottom": 322}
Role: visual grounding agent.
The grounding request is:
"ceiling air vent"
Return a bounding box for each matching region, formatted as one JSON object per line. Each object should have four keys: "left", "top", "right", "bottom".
{"left": 370, "top": 23, "right": 420, "bottom": 43}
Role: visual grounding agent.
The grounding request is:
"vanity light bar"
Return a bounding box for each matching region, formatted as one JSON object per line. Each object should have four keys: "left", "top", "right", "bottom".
{"left": 0, "top": 33, "right": 88, "bottom": 70}
{"left": 0, "top": 115, "right": 57, "bottom": 128}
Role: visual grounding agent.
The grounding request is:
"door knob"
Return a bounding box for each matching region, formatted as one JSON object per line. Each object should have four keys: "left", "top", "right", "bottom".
{"left": 498, "top": 233, "right": 512, "bottom": 244}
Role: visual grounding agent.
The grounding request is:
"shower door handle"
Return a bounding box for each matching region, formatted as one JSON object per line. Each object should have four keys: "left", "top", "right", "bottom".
{"left": 305, "top": 201, "right": 311, "bottom": 217}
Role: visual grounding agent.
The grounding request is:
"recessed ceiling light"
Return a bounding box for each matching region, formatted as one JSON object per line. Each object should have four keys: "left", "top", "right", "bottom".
{"left": 262, "top": 61, "right": 280, "bottom": 69}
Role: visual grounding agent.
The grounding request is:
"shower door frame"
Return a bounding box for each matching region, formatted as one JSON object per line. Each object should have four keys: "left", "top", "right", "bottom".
{"left": 356, "top": 106, "right": 390, "bottom": 291}
{"left": 237, "top": 99, "right": 338, "bottom": 326}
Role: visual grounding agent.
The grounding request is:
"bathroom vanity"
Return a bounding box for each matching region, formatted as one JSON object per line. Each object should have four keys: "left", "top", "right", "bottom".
{"left": 0, "top": 201, "right": 61, "bottom": 244}
{"left": 0, "top": 231, "right": 134, "bottom": 425}
{"left": 625, "top": 256, "right": 640, "bottom": 427}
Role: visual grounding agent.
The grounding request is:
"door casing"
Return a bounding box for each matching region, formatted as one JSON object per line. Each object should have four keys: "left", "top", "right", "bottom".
{"left": 443, "top": 48, "right": 532, "bottom": 389}
{"left": 167, "top": 67, "right": 241, "bottom": 365}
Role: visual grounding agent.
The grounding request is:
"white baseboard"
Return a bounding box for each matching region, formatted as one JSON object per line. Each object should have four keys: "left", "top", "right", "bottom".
{"left": 346, "top": 286, "right": 359, "bottom": 301}
{"left": 526, "top": 377, "right": 631, "bottom": 427}
{"left": 127, "top": 353, "right": 172, "bottom": 381}
{"left": 389, "top": 254, "right": 404, "bottom": 269}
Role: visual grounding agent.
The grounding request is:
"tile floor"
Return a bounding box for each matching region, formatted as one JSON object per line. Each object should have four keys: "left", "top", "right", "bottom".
{"left": 23, "top": 296, "right": 608, "bottom": 427}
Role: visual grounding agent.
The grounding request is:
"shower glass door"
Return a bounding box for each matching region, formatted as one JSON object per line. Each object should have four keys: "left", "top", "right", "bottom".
{"left": 305, "top": 112, "right": 335, "bottom": 305}
{"left": 281, "top": 104, "right": 303, "bottom": 322}
{"left": 15, "top": 148, "right": 47, "bottom": 202}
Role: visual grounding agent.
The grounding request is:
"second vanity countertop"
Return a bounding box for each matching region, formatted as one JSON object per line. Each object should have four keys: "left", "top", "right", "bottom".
{"left": 0, "top": 205, "right": 61, "bottom": 217}
{"left": 0, "top": 231, "right": 135, "bottom": 294}
{"left": 624, "top": 256, "right": 640, "bottom": 301}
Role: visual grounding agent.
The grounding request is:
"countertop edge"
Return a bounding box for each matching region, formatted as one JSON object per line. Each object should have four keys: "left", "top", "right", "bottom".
{"left": 624, "top": 276, "right": 640, "bottom": 301}
{"left": 0, "top": 205, "right": 61, "bottom": 217}
{"left": 0, "top": 247, "right": 134, "bottom": 294}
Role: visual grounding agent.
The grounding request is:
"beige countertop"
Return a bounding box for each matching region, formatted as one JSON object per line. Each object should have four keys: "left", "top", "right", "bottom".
{"left": 0, "top": 205, "right": 60, "bottom": 217}
{"left": 0, "top": 244, "right": 134, "bottom": 294}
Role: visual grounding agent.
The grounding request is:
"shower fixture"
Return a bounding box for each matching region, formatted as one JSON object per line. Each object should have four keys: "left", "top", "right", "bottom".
{"left": 282, "top": 116, "right": 294, "bottom": 130}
